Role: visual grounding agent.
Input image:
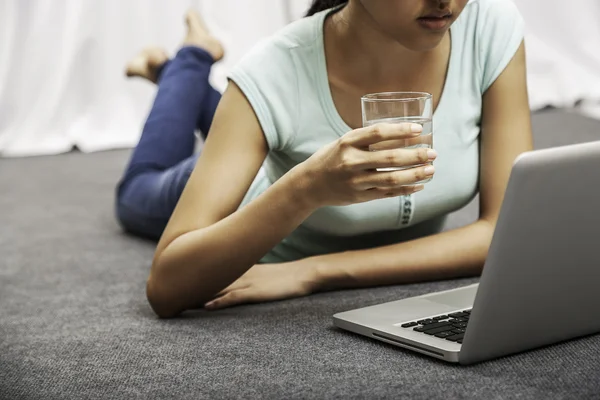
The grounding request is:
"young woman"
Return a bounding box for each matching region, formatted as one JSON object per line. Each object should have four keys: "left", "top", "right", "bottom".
{"left": 116, "top": 0, "right": 533, "bottom": 318}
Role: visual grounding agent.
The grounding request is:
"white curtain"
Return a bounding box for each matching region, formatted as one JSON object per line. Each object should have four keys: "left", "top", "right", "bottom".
{"left": 1, "top": 0, "right": 599, "bottom": 157}
{"left": 0, "top": 0, "right": 309, "bottom": 157}
{"left": 514, "top": 0, "right": 600, "bottom": 116}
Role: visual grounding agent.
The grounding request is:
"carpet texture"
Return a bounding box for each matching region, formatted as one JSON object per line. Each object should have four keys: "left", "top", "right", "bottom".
{"left": 1, "top": 109, "right": 600, "bottom": 399}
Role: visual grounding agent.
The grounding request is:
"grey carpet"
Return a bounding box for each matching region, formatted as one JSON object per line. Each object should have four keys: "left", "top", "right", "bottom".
{"left": 1, "top": 109, "right": 600, "bottom": 400}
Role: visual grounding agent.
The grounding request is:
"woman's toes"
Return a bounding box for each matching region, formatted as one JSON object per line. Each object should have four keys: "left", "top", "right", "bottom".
{"left": 182, "top": 9, "right": 225, "bottom": 62}
{"left": 125, "top": 48, "right": 169, "bottom": 83}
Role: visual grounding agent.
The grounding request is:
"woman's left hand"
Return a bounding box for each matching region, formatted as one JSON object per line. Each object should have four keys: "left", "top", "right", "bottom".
{"left": 204, "top": 261, "right": 320, "bottom": 310}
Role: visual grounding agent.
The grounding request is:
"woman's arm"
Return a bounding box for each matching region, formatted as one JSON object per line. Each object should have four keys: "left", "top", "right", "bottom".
{"left": 147, "top": 82, "right": 314, "bottom": 317}
{"left": 311, "top": 42, "right": 534, "bottom": 292}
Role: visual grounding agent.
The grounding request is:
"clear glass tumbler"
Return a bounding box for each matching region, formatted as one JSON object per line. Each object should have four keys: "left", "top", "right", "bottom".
{"left": 361, "top": 92, "right": 434, "bottom": 184}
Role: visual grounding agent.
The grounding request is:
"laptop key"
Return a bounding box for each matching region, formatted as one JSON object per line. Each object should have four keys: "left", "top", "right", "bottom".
{"left": 414, "top": 326, "right": 428, "bottom": 332}
{"left": 401, "top": 322, "right": 418, "bottom": 328}
{"left": 423, "top": 326, "right": 454, "bottom": 335}
{"left": 420, "top": 321, "right": 453, "bottom": 331}
{"left": 434, "top": 331, "right": 454, "bottom": 338}
{"left": 452, "top": 322, "right": 468, "bottom": 329}
{"left": 448, "top": 312, "right": 466, "bottom": 318}
{"left": 457, "top": 340, "right": 463, "bottom": 344}
{"left": 452, "top": 329, "right": 466, "bottom": 334}
{"left": 445, "top": 333, "right": 465, "bottom": 342}
{"left": 433, "top": 315, "right": 448, "bottom": 320}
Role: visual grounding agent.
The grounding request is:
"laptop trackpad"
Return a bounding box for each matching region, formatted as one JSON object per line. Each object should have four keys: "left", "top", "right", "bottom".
{"left": 376, "top": 286, "right": 479, "bottom": 324}
{"left": 423, "top": 284, "right": 478, "bottom": 308}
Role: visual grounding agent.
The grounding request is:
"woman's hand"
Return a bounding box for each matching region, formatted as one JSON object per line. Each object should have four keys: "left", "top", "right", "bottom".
{"left": 203, "top": 261, "right": 319, "bottom": 310}
{"left": 298, "top": 122, "right": 437, "bottom": 207}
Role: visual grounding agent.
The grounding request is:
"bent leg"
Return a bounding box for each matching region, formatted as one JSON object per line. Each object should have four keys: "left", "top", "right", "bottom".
{"left": 116, "top": 47, "right": 216, "bottom": 239}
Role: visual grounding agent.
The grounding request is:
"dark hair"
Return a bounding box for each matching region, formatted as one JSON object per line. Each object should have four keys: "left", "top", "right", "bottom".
{"left": 305, "top": 0, "right": 348, "bottom": 17}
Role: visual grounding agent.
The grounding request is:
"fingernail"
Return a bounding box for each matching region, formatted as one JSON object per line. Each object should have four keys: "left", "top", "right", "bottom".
{"left": 411, "top": 124, "right": 423, "bottom": 133}
{"left": 424, "top": 165, "right": 435, "bottom": 175}
{"left": 427, "top": 149, "right": 438, "bottom": 160}
{"left": 413, "top": 185, "right": 425, "bottom": 192}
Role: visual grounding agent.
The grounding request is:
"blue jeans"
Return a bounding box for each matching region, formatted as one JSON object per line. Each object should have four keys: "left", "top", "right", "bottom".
{"left": 115, "top": 46, "right": 221, "bottom": 240}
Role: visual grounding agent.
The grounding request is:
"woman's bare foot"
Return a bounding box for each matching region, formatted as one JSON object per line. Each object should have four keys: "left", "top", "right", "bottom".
{"left": 125, "top": 47, "right": 169, "bottom": 83}
{"left": 182, "top": 9, "right": 224, "bottom": 62}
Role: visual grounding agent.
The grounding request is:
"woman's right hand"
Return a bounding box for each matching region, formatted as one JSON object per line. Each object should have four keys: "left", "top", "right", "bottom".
{"left": 297, "top": 122, "right": 437, "bottom": 207}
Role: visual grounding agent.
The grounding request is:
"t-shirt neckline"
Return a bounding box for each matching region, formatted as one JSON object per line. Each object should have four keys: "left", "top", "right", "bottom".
{"left": 314, "top": 7, "right": 456, "bottom": 137}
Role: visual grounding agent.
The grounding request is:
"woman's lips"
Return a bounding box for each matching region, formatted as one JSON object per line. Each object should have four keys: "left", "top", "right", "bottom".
{"left": 417, "top": 15, "right": 452, "bottom": 31}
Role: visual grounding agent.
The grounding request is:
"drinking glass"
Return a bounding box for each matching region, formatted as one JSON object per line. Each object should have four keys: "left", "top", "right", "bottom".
{"left": 361, "top": 92, "right": 433, "bottom": 184}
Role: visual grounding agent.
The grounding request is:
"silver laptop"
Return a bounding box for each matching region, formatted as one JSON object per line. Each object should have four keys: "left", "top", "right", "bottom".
{"left": 333, "top": 140, "right": 600, "bottom": 365}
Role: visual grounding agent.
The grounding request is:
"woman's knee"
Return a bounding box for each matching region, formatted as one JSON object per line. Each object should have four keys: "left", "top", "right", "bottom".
{"left": 115, "top": 200, "right": 165, "bottom": 241}
{"left": 114, "top": 176, "right": 167, "bottom": 241}
{"left": 113, "top": 158, "right": 196, "bottom": 239}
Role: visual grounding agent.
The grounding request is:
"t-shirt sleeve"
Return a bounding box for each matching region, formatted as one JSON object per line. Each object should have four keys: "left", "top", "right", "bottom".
{"left": 477, "top": 0, "right": 525, "bottom": 93}
{"left": 227, "top": 39, "right": 299, "bottom": 151}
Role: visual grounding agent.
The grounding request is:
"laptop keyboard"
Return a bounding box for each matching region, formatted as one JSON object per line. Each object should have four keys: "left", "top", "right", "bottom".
{"left": 400, "top": 309, "right": 471, "bottom": 344}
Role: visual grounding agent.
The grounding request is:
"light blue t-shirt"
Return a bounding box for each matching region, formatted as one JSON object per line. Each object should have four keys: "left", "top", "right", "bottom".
{"left": 228, "top": 0, "right": 525, "bottom": 263}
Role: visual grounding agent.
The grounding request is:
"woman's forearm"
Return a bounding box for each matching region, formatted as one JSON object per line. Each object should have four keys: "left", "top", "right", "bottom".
{"left": 311, "top": 220, "right": 495, "bottom": 292}
{"left": 148, "top": 166, "right": 316, "bottom": 317}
